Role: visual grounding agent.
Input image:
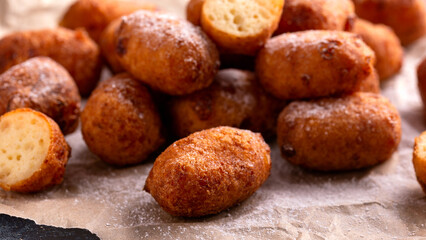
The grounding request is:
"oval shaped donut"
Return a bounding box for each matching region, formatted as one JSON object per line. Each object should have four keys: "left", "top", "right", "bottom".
{"left": 256, "top": 30, "right": 375, "bottom": 100}
{"left": 144, "top": 126, "right": 271, "bottom": 217}
{"left": 116, "top": 11, "right": 220, "bottom": 96}
{"left": 277, "top": 92, "right": 401, "bottom": 171}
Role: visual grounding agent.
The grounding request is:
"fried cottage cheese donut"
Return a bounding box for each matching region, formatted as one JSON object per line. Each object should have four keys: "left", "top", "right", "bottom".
{"left": 352, "top": 19, "right": 403, "bottom": 80}
{"left": 413, "top": 131, "right": 426, "bottom": 193}
{"left": 0, "top": 28, "right": 102, "bottom": 96}
{"left": 116, "top": 10, "right": 220, "bottom": 95}
{"left": 144, "top": 126, "right": 271, "bottom": 217}
{"left": 81, "top": 73, "right": 164, "bottom": 166}
{"left": 352, "top": 0, "right": 426, "bottom": 45}
{"left": 60, "top": 0, "right": 157, "bottom": 42}
{"left": 418, "top": 57, "right": 426, "bottom": 121}
{"left": 0, "top": 57, "right": 81, "bottom": 135}
{"left": 277, "top": 92, "right": 401, "bottom": 171}
{"left": 200, "top": 0, "right": 284, "bottom": 55}
{"left": 256, "top": 30, "right": 375, "bottom": 100}
{"left": 0, "top": 108, "right": 70, "bottom": 193}
{"left": 169, "top": 69, "right": 285, "bottom": 138}
{"left": 275, "top": 0, "right": 356, "bottom": 35}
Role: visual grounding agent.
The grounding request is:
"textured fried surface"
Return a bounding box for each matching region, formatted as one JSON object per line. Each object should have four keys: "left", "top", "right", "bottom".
{"left": 352, "top": 0, "right": 426, "bottom": 45}
{"left": 256, "top": 30, "right": 375, "bottom": 100}
{"left": 356, "top": 69, "right": 380, "bottom": 93}
{"left": 352, "top": 19, "right": 403, "bottom": 80}
{"left": 0, "top": 57, "right": 81, "bottom": 135}
{"left": 0, "top": 27, "right": 102, "bottom": 96}
{"left": 200, "top": 0, "right": 284, "bottom": 55}
{"left": 60, "top": 0, "right": 157, "bottom": 42}
{"left": 413, "top": 131, "right": 426, "bottom": 193}
{"left": 116, "top": 11, "right": 219, "bottom": 95}
{"left": 144, "top": 126, "right": 271, "bottom": 217}
{"left": 0, "top": 108, "right": 70, "bottom": 193}
{"left": 169, "top": 69, "right": 285, "bottom": 139}
{"left": 81, "top": 73, "right": 164, "bottom": 166}
{"left": 275, "top": 0, "right": 355, "bottom": 34}
{"left": 100, "top": 18, "right": 124, "bottom": 74}
{"left": 277, "top": 92, "right": 401, "bottom": 171}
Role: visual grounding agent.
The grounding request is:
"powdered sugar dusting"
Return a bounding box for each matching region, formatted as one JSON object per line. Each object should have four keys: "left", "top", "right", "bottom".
{"left": 266, "top": 30, "right": 366, "bottom": 60}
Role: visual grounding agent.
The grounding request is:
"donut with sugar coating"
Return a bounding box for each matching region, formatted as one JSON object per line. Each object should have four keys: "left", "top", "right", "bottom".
{"left": 0, "top": 57, "right": 81, "bottom": 135}
{"left": 116, "top": 10, "right": 220, "bottom": 95}
{"left": 144, "top": 126, "right": 271, "bottom": 217}
{"left": 256, "top": 30, "right": 375, "bottom": 100}
{"left": 277, "top": 92, "right": 401, "bottom": 171}
{"left": 81, "top": 73, "right": 164, "bottom": 166}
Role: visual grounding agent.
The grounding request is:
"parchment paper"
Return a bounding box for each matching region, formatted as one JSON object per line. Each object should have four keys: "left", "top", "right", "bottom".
{"left": 1, "top": 0, "right": 426, "bottom": 239}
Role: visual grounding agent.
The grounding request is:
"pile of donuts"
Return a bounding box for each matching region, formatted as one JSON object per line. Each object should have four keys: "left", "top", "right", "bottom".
{"left": 0, "top": 0, "right": 426, "bottom": 218}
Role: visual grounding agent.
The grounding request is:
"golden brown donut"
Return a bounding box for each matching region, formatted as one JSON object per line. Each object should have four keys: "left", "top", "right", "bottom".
{"left": 186, "top": 0, "right": 205, "bottom": 26}
{"left": 256, "top": 30, "right": 375, "bottom": 100}
{"left": 169, "top": 69, "right": 284, "bottom": 138}
{"left": 351, "top": 19, "right": 403, "bottom": 80}
{"left": 352, "top": 0, "right": 426, "bottom": 45}
{"left": 0, "top": 57, "right": 81, "bottom": 135}
{"left": 418, "top": 57, "right": 426, "bottom": 120}
{"left": 277, "top": 92, "right": 401, "bottom": 171}
{"left": 116, "top": 10, "right": 220, "bottom": 95}
{"left": 200, "top": 0, "right": 284, "bottom": 55}
{"left": 81, "top": 73, "right": 164, "bottom": 166}
{"left": 0, "top": 108, "right": 70, "bottom": 193}
{"left": 413, "top": 131, "right": 426, "bottom": 193}
{"left": 144, "top": 126, "right": 271, "bottom": 217}
{"left": 275, "top": 0, "right": 356, "bottom": 35}
{"left": 0, "top": 27, "right": 102, "bottom": 96}
{"left": 60, "top": 0, "right": 157, "bottom": 42}
{"left": 99, "top": 18, "right": 125, "bottom": 74}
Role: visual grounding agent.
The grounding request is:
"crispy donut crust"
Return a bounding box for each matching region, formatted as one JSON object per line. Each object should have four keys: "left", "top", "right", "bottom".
{"left": 144, "top": 126, "right": 271, "bottom": 217}
{"left": 0, "top": 57, "right": 81, "bottom": 135}
{"left": 277, "top": 92, "right": 401, "bottom": 171}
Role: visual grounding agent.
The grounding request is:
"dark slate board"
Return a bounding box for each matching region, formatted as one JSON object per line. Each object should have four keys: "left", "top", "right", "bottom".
{"left": 0, "top": 214, "right": 100, "bottom": 240}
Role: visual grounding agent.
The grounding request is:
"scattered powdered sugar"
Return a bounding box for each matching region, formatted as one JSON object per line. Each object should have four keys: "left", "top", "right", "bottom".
{"left": 120, "top": 10, "right": 208, "bottom": 66}
{"left": 122, "top": 11, "right": 201, "bottom": 51}
{"left": 265, "top": 31, "right": 363, "bottom": 61}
